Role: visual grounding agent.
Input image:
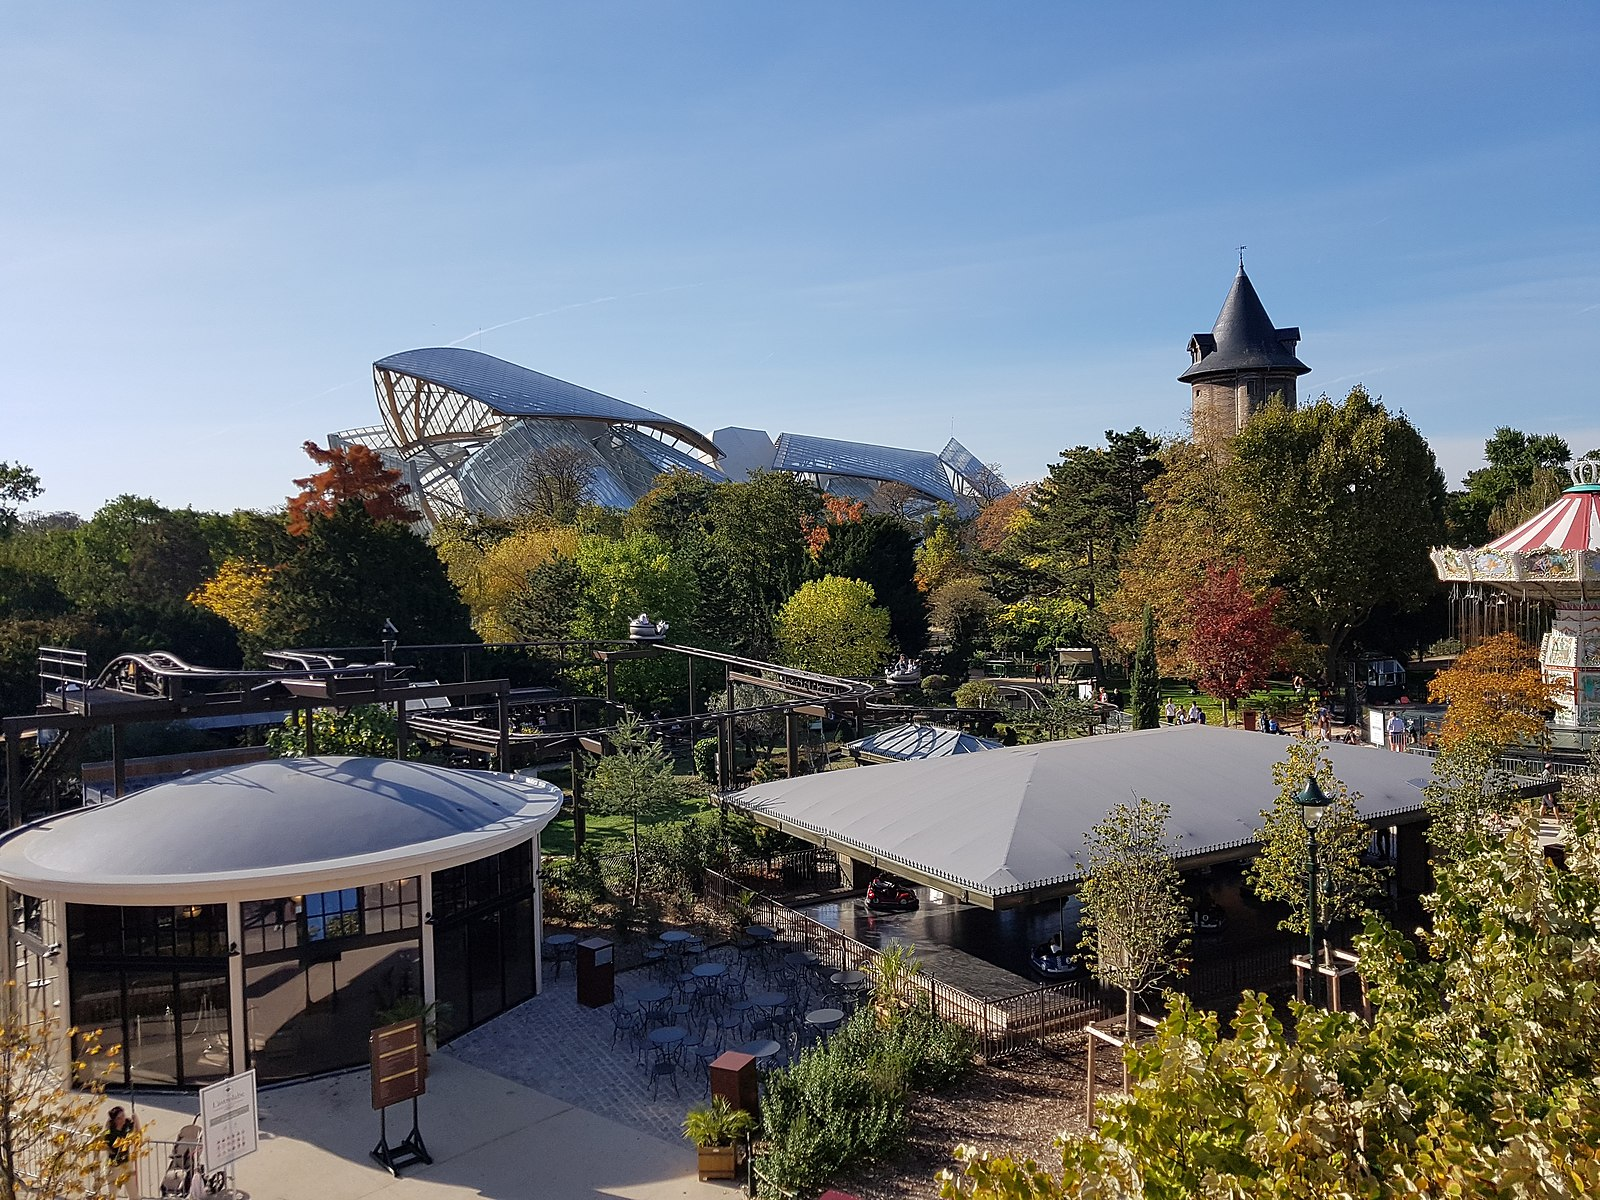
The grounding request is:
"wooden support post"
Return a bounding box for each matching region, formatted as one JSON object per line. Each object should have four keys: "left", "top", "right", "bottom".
{"left": 395, "top": 701, "right": 408, "bottom": 761}
{"left": 687, "top": 656, "right": 696, "bottom": 717}
{"left": 111, "top": 723, "right": 126, "bottom": 799}
{"left": 304, "top": 705, "right": 316, "bottom": 757}
{"left": 604, "top": 660, "right": 616, "bottom": 705}
{"left": 785, "top": 710, "right": 800, "bottom": 778}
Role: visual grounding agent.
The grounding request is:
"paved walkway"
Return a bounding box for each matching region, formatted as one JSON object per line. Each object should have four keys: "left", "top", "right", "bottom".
{"left": 449, "top": 963, "right": 733, "bottom": 1144}
{"left": 113, "top": 1052, "right": 721, "bottom": 1200}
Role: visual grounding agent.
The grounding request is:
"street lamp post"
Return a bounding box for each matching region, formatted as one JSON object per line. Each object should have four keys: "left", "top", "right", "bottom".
{"left": 1295, "top": 776, "right": 1333, "bottom": 1006}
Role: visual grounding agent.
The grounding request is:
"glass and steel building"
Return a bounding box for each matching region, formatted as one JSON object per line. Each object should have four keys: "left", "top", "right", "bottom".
{"left": 331, "top": 347, "right": 1008, "bottom": 527}
{"left": 0, "top": 757, "right": 562, "bottom": 1086}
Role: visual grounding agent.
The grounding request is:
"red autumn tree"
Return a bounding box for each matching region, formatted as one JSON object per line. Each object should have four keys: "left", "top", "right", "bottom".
{"left": 286, "top": 441, "right": 420, "bottom": 536}
{"left": 1183, "top": 560, "right": 1288, "bottom": 725}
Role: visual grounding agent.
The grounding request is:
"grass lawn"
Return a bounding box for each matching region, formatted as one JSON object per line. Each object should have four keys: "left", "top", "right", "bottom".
{"left": 537, "top": 753, "right": 715, "bottom": 858}
{"left": 1155, "top": 680, "right": 1309, "bottom": 727}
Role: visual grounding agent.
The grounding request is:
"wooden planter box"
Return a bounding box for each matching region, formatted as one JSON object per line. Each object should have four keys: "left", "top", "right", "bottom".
{"left": 697, "top": 1144, "right": 737, "bottom": 1180}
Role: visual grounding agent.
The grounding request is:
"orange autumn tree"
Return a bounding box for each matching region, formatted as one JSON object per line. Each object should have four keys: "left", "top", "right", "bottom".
{"left": 1428, "top": 631, "right": 1557, "bottom": 751}
{"left": 286, "top": 441, "right": 420, "bottom": 536}
{"left": 801, "top": 494, "right": 866, "bottom": 558}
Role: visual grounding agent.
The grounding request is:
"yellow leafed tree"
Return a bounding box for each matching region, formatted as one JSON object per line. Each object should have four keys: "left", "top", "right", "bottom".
{"left": 1428, "top": 631, "right": 1558, "bottom": 751}
{"left": 188, "top": 557, "right": 276, "bottom": 636}
{"left": 0, "top": 979, "right": 143, "bottom": 1200}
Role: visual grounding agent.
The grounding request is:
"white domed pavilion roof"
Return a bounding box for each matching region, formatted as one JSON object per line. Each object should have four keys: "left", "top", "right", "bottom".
{"left": 0, "top": 757, "right": 564, "bottom": 904}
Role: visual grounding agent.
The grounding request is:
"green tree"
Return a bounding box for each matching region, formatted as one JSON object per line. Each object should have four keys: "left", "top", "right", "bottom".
{"left": 1243, "top": 738, "right": 1387, "bottom": 954}
{"left": 940, "top": 771, "right": 1600, "bottom": 1200}
{"left": 705, "top": 471, "right": 823, "bottom": 654}
{"left": 929, "top": 576, "right": 998, "bottom": 675}
{"left": 773, "top": 576, "right": 893, "bottom": 678}
{"left": 585, "top": 714, "right": 692, "bottom": 904}
{"left": 813, "top": 513, "right": 927, "bottom": 656}
{"left": 1077, "top": 797, "right": 1189, "bottom": 1041}
{"left": 1128, "top": 606, "right": 1160, "bottom": 730}
{"left": 568, "top": 530, "right": 698, "bottom": 708}
{"left": 988, "top": 594, "right": 1088, "bottom": 661}
{"left": 1450, "top": 426, "right": 1571, "bottom": 544}
{"left": 0, "top": 463, "right": 43, "bottom": 537}
{"left": 266, "top": 704, "right": 422, "bottom": 758}
{"left": 1230, "top": 387, "right": 1447, "bottom": 676}
{"left": 261, "top": 503, "right": 473, "bottom": 650}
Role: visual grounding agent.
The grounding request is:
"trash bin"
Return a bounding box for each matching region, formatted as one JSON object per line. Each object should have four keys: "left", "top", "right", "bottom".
{"left": 575, "top": 937, "right": 613, "bottom": 1008}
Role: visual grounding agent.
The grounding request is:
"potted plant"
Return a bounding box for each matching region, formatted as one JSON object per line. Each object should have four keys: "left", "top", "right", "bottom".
{"left": 682, "top": 1096, "right": 754, "bottom": 1180}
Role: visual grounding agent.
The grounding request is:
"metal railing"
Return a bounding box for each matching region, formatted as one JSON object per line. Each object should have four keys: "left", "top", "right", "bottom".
{"left": 16, "top": 1123, "right": 229, "bottom": 1200}
{"left": 704, "top": 868, "right": 1109, "bottom": 1057}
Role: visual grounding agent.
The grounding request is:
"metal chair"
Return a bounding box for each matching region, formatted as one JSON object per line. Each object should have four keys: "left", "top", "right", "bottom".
{"left": 648, "top": 1055, "right": 679, "bottom": 1100}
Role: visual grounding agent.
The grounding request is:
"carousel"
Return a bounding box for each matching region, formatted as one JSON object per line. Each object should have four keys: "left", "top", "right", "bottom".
{"left": 1431, "top": 458, "right": 1600, "bottom": 733}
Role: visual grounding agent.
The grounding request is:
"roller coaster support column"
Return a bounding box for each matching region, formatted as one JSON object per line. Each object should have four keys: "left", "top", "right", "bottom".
{"left": 785, "top": 711, "right": 800, "bottom": 779}
{"left": 5, "top": 720, "right": 22, "bottom": 829}
{"left": 111, "top": 724, "right": 126, "bottom": 799}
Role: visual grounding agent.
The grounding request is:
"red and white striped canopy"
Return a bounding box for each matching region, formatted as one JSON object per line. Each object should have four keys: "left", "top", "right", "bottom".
{"left": 1487, "top": 489, "right": 1600, "bottom": 552}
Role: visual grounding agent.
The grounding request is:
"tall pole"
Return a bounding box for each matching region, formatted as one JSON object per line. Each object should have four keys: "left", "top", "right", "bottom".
{"left": 1306, "top": 827, "right": 1320, "bottom": 1007}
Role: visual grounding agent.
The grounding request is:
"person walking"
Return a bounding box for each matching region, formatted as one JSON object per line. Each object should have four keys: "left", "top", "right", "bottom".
{"left": 1386, "top": 711, "right": 1407, "bottom": 752}
{"left": 1164, "top": 699, "right": 1178, "bottom": 725}
{"left": 1186, "top": 701, "right": 1203, "bottom": 725}
{"left": 1316, "top": 703, "right": 1333, "bottom": 740}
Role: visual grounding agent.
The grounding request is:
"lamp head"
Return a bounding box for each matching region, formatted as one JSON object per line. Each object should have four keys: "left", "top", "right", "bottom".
{"left": 1296, "top": 776, "right": 1333, "bottom": 830}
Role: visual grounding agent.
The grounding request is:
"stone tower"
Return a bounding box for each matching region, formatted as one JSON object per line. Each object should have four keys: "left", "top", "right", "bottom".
{"left": 1180, "top": 265, "right": 1309, "bottom": 437}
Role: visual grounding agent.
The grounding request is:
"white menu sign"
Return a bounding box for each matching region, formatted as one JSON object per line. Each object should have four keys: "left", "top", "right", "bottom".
{"left": 199, "top": 1069, "right": 259, "bottom": 1169}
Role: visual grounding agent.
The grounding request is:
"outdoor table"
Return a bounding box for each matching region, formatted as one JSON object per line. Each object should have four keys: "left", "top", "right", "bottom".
{"left": 738, "top": 1039, "right": 782, "bottom": 1063}
{"left": 749, "top": 991, "right": 787, "bottom": 1010}
{"left": 744, "top": 925, "right": 776, "bottom": 941}
{"left": 649, "top": 1025, "right": 688, "bottom": 1047}
{"left": 805, "top": 1007, "right": 845, "bottom": 1032}
{"left": 830, "top": 970, "right": 867, "bottom": 988}
{"left": 634, "top": 984, "right": 672, "bottom": 1006}
{"left": 783, "top": 950, "right": 817, "bottom": 967}
{"left": 692, "top": 961, "right": 727, "bottom": 978}
{"left": 545, "top": 932, "right": 578, "bottom": 948}
{"left": 659, "top": 929, "right": 695, "bottom": 945}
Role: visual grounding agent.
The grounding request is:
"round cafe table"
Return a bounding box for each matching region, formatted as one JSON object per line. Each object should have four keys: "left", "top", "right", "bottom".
{"left": 545, "top": 932, "right": 578, "bottom": 948}
{"left": 783, "top": 950, "right": 817, "bottom": 967}
{"left": 805, "top": 1007, "right": 845, "bottom": 1033}
{"left": 749, "top": 991, "right": 787, "bottom": 1010}
{"left": 648, "top": 1025, "right": 687, "bottom": 1048}
{"left": 830, "top": 970, "right": 867, "bottom": 988}
{"left": 691, "top": 961, "right": 726, "bottom": 979}
{"left": 738, "top": 1039, "right": 782, "bottom": 1064}
{"left": 744, "top": 925, "right": 776, "bottom": 941}
{"left": 659, "top": 929, "right": 695, "bottom": 945}
{"left": 634, "top": 984, "right": 672, "bottom": 1006}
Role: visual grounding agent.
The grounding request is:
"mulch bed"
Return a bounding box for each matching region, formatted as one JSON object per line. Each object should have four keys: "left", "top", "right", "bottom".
{"left": 831, "top": 1034, "right": 1120, "bottom": 1199}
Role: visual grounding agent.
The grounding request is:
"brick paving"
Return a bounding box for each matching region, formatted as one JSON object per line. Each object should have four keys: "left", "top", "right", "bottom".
{"left": 446, "top": 939, "right": 828, "bottom": 1144}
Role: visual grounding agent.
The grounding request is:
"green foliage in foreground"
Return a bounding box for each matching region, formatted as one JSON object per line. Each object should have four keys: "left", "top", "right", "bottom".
{"left": 939, "top": 788, "right": 1600, "bottom": 1199}
{"left": 759, "top": 1000, "right": 976, "bottom": 1198}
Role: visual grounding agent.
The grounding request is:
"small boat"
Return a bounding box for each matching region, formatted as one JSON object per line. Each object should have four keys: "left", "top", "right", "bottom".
{"left": 884, "top": 658, "right": 922, "bottom": 687}
{"left": 1030, "top": 939, "right": 1083, "bottom": 980}
{"left": 865, "top": 875, "right": 919, "bottom": 911}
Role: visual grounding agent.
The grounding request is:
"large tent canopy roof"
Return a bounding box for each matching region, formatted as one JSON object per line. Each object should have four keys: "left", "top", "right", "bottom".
{"left": 847, "top": 723, "right": 1000, "bottom": 762}
{"left": 730, "top": 726, "right": 1435, "bottom": 907}
{"left": 0, "top": 757, "right": 564, "bottom": 904}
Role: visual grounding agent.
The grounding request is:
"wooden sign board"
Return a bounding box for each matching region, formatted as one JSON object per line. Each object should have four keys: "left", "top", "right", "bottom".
{"left": 370, "top": 1017, "right": 427, "bottom": 1110}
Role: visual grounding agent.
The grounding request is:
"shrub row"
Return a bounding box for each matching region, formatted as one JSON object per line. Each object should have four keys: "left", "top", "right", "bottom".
{"left": 757, "top": 1000, "right": 976, "bottom": 1197}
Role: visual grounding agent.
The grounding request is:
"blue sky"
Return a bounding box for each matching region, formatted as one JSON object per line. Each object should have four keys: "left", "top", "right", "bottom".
{"left": 3, "top": 3, "right": 1597, "bottom": 516}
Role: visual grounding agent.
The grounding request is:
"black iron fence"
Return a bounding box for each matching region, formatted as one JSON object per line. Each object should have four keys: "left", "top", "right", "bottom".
{"left": 703, "top": 867, "right": 1110, "bottom": 1058}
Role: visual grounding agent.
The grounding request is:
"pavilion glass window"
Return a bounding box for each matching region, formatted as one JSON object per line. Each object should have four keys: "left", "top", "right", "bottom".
{"left": 65, "top": 903, "right": 231, "bottom": 1089}
{"left": 431, "top": 843, "right": 537, "bottom": 1040}
{"left": 240, "top": 877, "right": 422, "bottom": 1083}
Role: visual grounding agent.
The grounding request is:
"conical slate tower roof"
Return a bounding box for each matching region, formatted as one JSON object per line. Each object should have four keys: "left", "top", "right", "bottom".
{"left": 1179, "top": 267, "right": 1310, "bottom": 382}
